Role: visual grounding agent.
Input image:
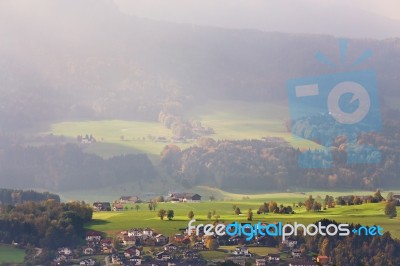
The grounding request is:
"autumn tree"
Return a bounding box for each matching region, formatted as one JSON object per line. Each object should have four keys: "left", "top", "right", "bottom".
{"left": 234, "top": 207, "right": 241, "bottom": 215}
{"left": 385, "top": 201, "right": 397, "bottom": 218}
{"left": 269, "top": 201, "right": 278, "bottom": 213}
{"left": 247, "top": 208, "right": 253, "bottom": 221}
{"left": 158, "top": 209, "right": 166, "bottom": 220}
{"left": 205, "top": 236, "right": 219, "bottom": 250}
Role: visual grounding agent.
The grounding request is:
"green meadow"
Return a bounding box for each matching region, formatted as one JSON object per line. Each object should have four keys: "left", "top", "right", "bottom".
{"left": 86, "top": 191, "right": 400, "bottom": 239}
{"left": 0, "top": 245, "right": 25, "bottom": 264}
{"left": 47, "top": 101, "right": 321, "bottom": 159}
{"left": 48, "top": 120, "right": 191, "bottom": 158}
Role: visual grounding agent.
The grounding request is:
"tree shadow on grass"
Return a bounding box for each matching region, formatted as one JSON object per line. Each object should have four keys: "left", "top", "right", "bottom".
{"left": 86, "top": 219, "right": 110, "bottom": 226}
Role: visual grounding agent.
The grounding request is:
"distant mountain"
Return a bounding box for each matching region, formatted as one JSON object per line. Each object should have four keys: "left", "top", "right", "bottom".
{"left": 0, "top": 0, "right": 399, "bottom": 130}
{"left": 115, "top": 0, "right": 400, "bottom": 39}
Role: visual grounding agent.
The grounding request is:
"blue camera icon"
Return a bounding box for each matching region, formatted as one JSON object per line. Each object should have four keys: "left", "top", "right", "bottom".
{"left": 287, "top": 70, "right": 381, "bottom": 168}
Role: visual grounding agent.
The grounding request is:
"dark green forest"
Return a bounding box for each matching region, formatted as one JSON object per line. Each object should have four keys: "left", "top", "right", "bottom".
{"left": 0, "top": 200, "right": 92, "bottom": 248}
{"left": 0, "top": 189, "right": 60, "bottom": 204}
{"left": 296, "top": 219, "right": 400, "bottom": 266}
{"left": 0, "top": 113, "right": 399, "bottom": 192}
{"left": 160, "top": 113, "right": 400, "bottom": 191}
{"left": 0, "top": 141, "right": 157, "bottom": 191}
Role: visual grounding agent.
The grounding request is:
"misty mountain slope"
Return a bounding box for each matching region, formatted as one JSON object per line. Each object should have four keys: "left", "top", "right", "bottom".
{"left": 0, "top": 0, "right": 399, "bottom": 131}
{"left": 115, "top": 0, "right": 400, "bottom": 39}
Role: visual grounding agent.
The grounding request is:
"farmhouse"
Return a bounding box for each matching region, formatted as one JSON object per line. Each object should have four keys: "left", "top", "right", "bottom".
{"left": 92, "top": 202, "right": 111, "bottom": 211}
{"left": 168, "top": 193, "right": 202, "bottom": 202}
{"left": 113, "top": 203, "right": 124, "bottom": 211}
{"left": 119, "top": 196, "right": 140, "bottom": 203}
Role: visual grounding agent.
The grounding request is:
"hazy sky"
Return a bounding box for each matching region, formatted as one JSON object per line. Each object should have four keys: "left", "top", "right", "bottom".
{"left": 113, "top": 0, "right": 400, "bottom": 38}
{"left": 114, "top": 0, "right": 400, "bottom": 21}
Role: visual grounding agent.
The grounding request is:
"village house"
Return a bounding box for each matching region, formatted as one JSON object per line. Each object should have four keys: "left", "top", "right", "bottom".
{"left": 54, "top": 247, "right": 74, "bottom": 263}
{"left": 128, "top": 256, "right": 142, "bottom": 265}
{"left": 232, "top": 246, "right": 250, "bottom": 256}
{"left": 140, "top": 227, "right": 154, "bottom": 240}
{"left": 317, "top": 255, "right": 330, "bottom": 265}
{"left": 83, "top": 247, "right": 95, "bottom": 255}
{"left": 99, "top": 238, "right": 113, "bottom": 254}
{"left": 393, "top": 195, "right": 400, "bottom": 204}
{"left": 283, "top": 237, "right": 298, "bottom": 248}
{"left": 113, "top": 203, "right": 124, "bottom": 211}
{"left": 86, "top": 231, "right": 102, "bottom": 242}
{"left": 79, "top": 258, "right": 96, "bottom": 266}
{"left": 57, "top": 247, "right": 72, "bottom": 256}
{"left": 267, "top": 253, "right": 280, "bottom": 263}
{"left": 292, "top": 249, "right": 302, "bottom": 258}
{"left": 155, "top": 234, "right": 168, "bottom": 245}
{"left": 128, "top": 228, "right": 143, "bottom": 237}
{"left": 174, "top": 234, "right": 187, "bottom": 244}
{"left": 255, "top": 258, "right": 266, "bottom": 266}
{"left": 164, "top": 243, "right": 178, "bottom": 252}
{"left": 124, "top": 246, "right": 141, "bottom": 258}
{"left": 156, "top": 251, "right": 172, "bottom": 261}
{"left": 122, "top": 236, "right": 137, "bottom": 246}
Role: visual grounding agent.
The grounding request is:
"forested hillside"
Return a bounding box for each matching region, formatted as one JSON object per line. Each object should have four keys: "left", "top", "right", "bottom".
{"left": 0, "top": 0, "right": 400, "bottom": 130}
{"left": 160, "top": 114, "right": 400, "bottom": 191}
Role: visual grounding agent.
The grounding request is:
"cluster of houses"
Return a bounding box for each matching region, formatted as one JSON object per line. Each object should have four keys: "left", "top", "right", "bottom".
{"left": 77, "top": 134, "right": 96, "bottom": 144}
{"left": 52, "top": 223, "right": 331, "bottom": 266}
{"left": 92, "top": 193, "right": 202, "bottom": 213}
{"left": 84, "top": 196, "right": 334, "bottom": 265}
{"left": 113, "top": 227, "right": 205, "bottom": 265}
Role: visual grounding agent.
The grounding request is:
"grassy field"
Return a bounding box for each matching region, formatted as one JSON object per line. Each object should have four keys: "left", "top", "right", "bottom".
{"left": 46, "top": 100, "right": 321, "bottom": 159}
{"left": 187, "top": 100, "right": 321, "bottom": 150}
{"left": 47, "top": 120, "right": 192, "bottom": 157}
{"left": 86, "top": 190, "right": 400, "bottom": 239}
{"left": 0, "top": 245, "right": 25, "bottom": 264}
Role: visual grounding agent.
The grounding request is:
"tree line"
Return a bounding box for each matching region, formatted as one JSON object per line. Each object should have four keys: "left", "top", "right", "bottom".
{"left": 0, "top": 200, "right": 92, "bottom": 249}
{"left": 0, "top": 143, "right": 157, "bottom": 191}
{"left": 160, "top": 116, "right": 400, "bottom": 191}
{"left": 0, "top": 188, "right": 60, "bottom": 205}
